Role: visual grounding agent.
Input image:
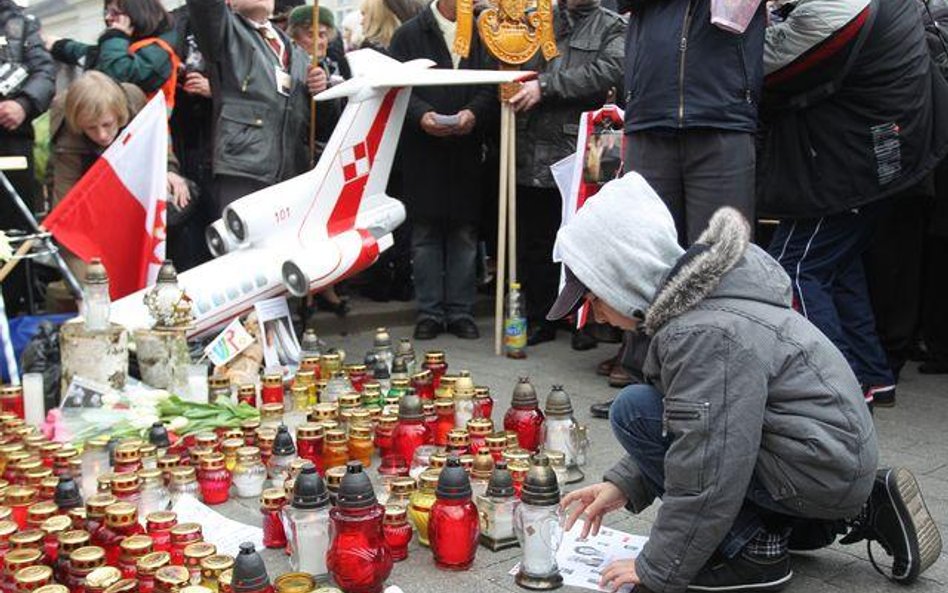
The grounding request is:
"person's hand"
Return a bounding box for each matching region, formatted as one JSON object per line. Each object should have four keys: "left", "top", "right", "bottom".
{"left": 167, "top": 172, "right": 191, "bottom": 210}
{"left": 599, "top": 558, "right": 640, "bottom": 592}
{"left": 183, "top": 72, "right": 211, "bottom": 98}
{"left": 0, "top": 101, "right": 27, "bottom": 130}
{"left": 561, "top": 481, "right": 628, "bottom": 539}
{"left": 40, "top": 31, "right": 60, "bottom": 51}
{"left": 420, "top": 111, "right": 455, "bottom": 137}
{"left": 508, "top": 79, "right": 542, "bottom": 112}
{"left": 109, "top": 14, "right": 134, "bottom": 36}
{"left": 454, "top": 109, "right": 476, "bottom": 135}
{"left": 307, "top": 66, "right": 328, "bottom": 95}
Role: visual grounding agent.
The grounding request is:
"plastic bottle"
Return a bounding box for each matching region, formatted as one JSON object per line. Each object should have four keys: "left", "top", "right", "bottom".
{"left": 504, "top": 283, "right": 527, "bottom": 359}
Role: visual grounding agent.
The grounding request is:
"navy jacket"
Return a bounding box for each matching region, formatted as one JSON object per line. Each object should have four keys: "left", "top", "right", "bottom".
{"left": 619, "top": 0, "right": 765, "bottom": 133}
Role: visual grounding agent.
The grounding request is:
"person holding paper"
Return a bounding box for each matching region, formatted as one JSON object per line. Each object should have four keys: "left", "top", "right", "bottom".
{"left": 553, "top": 173, "right": 941, "bottom": 593}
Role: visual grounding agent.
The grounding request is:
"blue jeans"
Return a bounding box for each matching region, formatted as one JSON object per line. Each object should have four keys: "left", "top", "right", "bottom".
{"left": 610, "top": 384, "right": 843, "bottom": 557}
{"left": 412, "top": 222, "right": 478, "bottom": 323}
{"left": 768, "top": 204, "right": 894, "bottom": 387}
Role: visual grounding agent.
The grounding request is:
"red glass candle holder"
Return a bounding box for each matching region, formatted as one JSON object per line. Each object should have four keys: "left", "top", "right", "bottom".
{"left": 382, "top": 506, "right": 411, "bottom": 562}
{"left": 259, "top": 490, "right": 287, "bottom": 550}
{"left": 198, "top": 454, "right": 231, "bottom": 506}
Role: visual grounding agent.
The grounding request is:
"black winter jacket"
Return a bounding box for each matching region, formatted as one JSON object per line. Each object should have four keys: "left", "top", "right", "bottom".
{"left": 619, "top": 0, "right": 764, "bottom": 133}
{"left": 388, "top": 5, "right": 497, "bottom": 224}
{"left": 0, "top": 0, "right": 54, "bottom": 139}
{"left": 757, "top": 0, "right": 948, "bottom": 218}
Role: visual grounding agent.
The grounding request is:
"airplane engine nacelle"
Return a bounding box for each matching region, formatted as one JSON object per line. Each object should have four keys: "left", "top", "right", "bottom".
{"left": 222, "top": 172, "right": 317, "bottom": 245}
{"left": 281, "top": 230, "right": 380, "bottom": 297}
{"left": 206, "top": 219, "right": 241, "bottom": 257}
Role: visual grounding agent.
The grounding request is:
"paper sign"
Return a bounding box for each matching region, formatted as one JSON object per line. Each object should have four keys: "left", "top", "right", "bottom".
{"left": 509, "top": 521, "right": 648, "bottom": 593}
{"left": 204, "top": 317, "right": 255, "bottom": 367}
{"left": 254, "top": 296, "right": 301, "bottom": 373}
{"left": 171, "top": 494, "right": 264, "bottom": 556}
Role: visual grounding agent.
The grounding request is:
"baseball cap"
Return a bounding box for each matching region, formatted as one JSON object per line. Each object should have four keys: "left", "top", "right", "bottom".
{"left": 546, "top": 267, "right": 588, "bottom": 321}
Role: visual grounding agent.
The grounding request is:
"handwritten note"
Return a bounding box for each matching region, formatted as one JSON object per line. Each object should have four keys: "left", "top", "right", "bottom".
{"left": 172, "top": 495, "right": 264, "bottom": 556}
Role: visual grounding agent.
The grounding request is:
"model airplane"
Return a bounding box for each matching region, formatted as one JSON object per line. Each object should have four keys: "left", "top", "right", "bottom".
{"left": 110, "top": 49, "right": 530, "bottom": 338}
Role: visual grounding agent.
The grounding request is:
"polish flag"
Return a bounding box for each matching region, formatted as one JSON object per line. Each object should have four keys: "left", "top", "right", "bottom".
{"left": 45, "top": 94, "right": 169, "bottom": 300}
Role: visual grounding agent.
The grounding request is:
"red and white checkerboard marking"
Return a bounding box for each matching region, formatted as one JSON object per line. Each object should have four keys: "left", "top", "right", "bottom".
{"left": 341, "top": 141, "right": 370, "bottom": 182}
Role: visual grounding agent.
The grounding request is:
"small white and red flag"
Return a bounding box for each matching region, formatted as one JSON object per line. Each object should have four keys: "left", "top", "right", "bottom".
{"left": 45, "top": 94, "right": 169, "bottom": 300}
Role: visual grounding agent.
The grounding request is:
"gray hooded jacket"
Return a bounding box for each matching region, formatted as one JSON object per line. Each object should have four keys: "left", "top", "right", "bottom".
{"left": 600, "top": 209, "right": 878, "bottom": 593}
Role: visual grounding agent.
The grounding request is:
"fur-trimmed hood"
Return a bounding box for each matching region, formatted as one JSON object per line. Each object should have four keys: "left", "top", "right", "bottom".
{"left": 644, "top": 208, "right": 793, "bottom": 335}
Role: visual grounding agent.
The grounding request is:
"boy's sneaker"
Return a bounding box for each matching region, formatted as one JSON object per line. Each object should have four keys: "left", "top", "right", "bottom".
{"left": 840, "top": 467, "right": 942, "bottom": 584}
{"left": 864, "top": 384, "right": 896, "bottom": 408}
{"left": 687, "top": 551, "right": 793, "bottom": 592}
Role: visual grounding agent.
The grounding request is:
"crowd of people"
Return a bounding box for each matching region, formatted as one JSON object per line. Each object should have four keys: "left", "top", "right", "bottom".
{"left": 1, "top": 0, "right": 948, "bottom": 410}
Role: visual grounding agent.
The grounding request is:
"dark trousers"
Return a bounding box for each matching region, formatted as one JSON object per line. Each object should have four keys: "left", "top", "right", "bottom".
{"left": 922, "top": 233, "right": 948, "bottom": 363}
{"left": 864, "top": 192, "right": 926, "bottom": 379}
{"left": 625, "top": 129, "right": 756, "bottom": 246}
{"left": 0, "top": 138, "right": 37, "bottom": 317}
{"left": 611, "top": 384, "right": 845, "bottom": 558}
{"left": 768, "top": 203, "right": 894, "bottom": 387}
{"left": 412, "top": 221, "right": 477, "bottom": 323}
{"left": 212, "top": 174, "right": 268, "bottom": 218}
{"left": 516, "top": 185, "right": 561, "bottom": 322}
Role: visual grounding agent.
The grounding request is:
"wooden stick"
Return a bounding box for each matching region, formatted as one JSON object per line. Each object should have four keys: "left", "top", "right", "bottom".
{"left": 494, "top": 104, "right": 510, "bottom": 356}
{"left": 0, "top": 238, "right": 35, "bottom": 284}
{"left": 308, "top": 0, "right": 320, "bottom": 166}
{"left": 507, "top": 105, "right": 517, "bottom": 284}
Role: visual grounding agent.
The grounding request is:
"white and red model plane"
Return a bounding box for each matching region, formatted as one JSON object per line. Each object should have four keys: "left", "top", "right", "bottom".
{"left": 110, "top": 49, "right": 530, "bottom": 338}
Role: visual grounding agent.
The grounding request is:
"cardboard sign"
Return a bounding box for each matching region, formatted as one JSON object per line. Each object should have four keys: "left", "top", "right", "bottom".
{"left": 204, "top": 317, "right": 255, "bottom": 366}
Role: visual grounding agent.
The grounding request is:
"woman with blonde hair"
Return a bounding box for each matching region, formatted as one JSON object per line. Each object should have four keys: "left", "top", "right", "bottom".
{"left": 360, "top": 0, "right": 410, "bottom": 51}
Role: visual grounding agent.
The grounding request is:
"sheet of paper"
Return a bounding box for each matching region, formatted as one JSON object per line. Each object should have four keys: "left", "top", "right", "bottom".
{"left": 172, "top": 494, "right": 264, "bottom": 556}
{"left": 509, "top": 521, "right": 648, "bottom": 592}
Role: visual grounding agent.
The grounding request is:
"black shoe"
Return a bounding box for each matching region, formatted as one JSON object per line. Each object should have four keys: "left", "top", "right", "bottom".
{"left": 447, "top": 318, "right": 479, "bottom": 340}
{"left": 571, "top": 329, "right": 598, "bottom": 351}
{"left": 413, "top": 318, "right": 443, "bottom": 340}
{"left": 314, "top": 293, "right": 350, "bottom": 317}
{"left": 864, "top": 385, "right": 895, "bottom": 408}
{"left": 527, "top": 323, "right": 557, "bottom": 346}
{"left": 839, "top": 467, "right": 942, "bottom": 584}
{"left": 590, "top": 400, "right": 613, "bottom": 419}
{"left": 687, "top": 551, "right": 792, "bottom": 592}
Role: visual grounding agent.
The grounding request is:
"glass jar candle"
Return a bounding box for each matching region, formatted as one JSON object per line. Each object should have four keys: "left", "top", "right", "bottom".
{"left": 360, "top": 383, "right": 382, "bottom": 409}
{"left": 323, "top": 467, "right": 345, "bottom": 506}
{"left": 100, "top": 503, "right": 144, "bottom": 566}
{"left": 407, "top": 469, "right": 439, "bottom": 547}
{"left": 139, "top": 446, "right": 158, "bottom": 471}
{"left": 218, "top": 440, "right": 242, "bottom": 474}
{"left": 373, "top": 416, "right": 397, "bottom": 461}
{"left": 407, "top": 445, "right": 436, "bottom": 480}
{"left": 198, "top": 455, "right": 230, "bottom": 506}
{"left": 138, "top": 470, "right": 170, "bottom": 519}
{"left": 428, "top": 457, "right": 479, "bottom": 570}
{"left": 0, "top": 520, "right": 15, "bottom": 568}
{"left": 236, "top": 385, "right": 256, "bottom": 408}
{"left": 295, "top": 369, "right": 316, "bottom": 405}
{"left": 183, "top": 543, "right": 216, "bottom": 585}
{"left": 231, "top": 449, "right": 265, "bottom": 500}
{"left": 146, "top": 511, "right": 177, "bottom": 553}
{"left": 66, "top": 546, "right": 105, "bottom": 593}
{"left": 376, "top": 458, "right": 409, "bottom": 501}
{"left": 422, "top": 352, "right": 447, "bottom": 390}
{"left": 156, "top": 456, "right": 180, "bottom": 487}
{"left": 422, "top": 403, "right": 437, "bottom": 444}
{"left": 513, "top": 456, "right": 564, "bottom": 589}
{"left": 409, "top": 372, "right": 434, "bottom": 402}
{"left": 282, "top": 465, "right": 330, "bottom": 580}
{"left": 392, "top": 396, "right": 430, "bottom": 467}
{"left": 485, "top": 434, "right": 506, "bottom": 463}
{"left": 253, "top": 430, "right": 274, "bottom": 468}
{"left": 239, "top": 422, "right": 260, "bottom": 448}
{"left": 40, "top": 516, "right": 71, "bottom": 562}
{"left": 465, "top": 419, "right": 493, "bottom": 455}
{"left": 295, "top": 425, "right": 324, "bottom": 475}
{"left": 321, "top": 430, "right": 348, "bottom": 471}
{"left": 136, "top": 552, "right": 170, "bottom": 593}
{"left": 217, "top": 570, "right": 232, "bottom": 593}
{"left": 259, "top": 405, "right": 284, "bottom": 432}
{"left": 0, "top": 388, "right": 24, "bottom": 421}
{"left": 84, "top": 494, "right": 116, "bottom": 544}
{"left": 473, "top": 387, "right": 493, "bottom": 421}
{"left": 267, "top": 427, "right": 296, "bottom": 488}
{"left": 101, "top": 579, "right": 136, "bottom": 593}
{"left": 199, "top": 555, "right": 233, "bottom": 592}
{"left": 154, "top": 565, "right": 190, "bottom": 593}
{"left": 13, "top": 564, "right": 51, "bottom": 593}
{"left": 83, "top": 566, "right": 120, "bottom": 593}
{"left": 508, "top": 461, "right": 530, "bottom": 499}
{"left": 433, "top": 400, "right": 454, "bottom": 447}
{"left": 169, "top": 468, "right": 199, "bottom": 506}
{"left": 260, "top": 373, "right": 283, "bottom": 406}
{"left": 53, "top": 530, "right": 89, "bottom": 583}
{"left": 469, "top": 450, "right": 494, "bottom": 500}
{"left": 321, "top": 373, "right": 352, "bottom": 405}
{"left": 3, "top": 454, "right": 29, "bottom": 486}
{"left": 446, "top": 430, "right": 471, "bottom": 457}
{"left": 385, "top": 477, "right": 415, "bottom": 510}
{"left": 109, "top": 473, "right": 141, "bottom": 507}
{"left": 4, "top": 488, "right": 35, "bottom": 529}
{"left": 112, "top": 445, "right": 142, "bottom": 476}
{"left": 258, "top": 490, "right": 287, "bottom": 550}
{"left": 344, "top": 365, "right": 368, "bottom": 394}
{"left": 435, "top": 375, "right": 455, "bottom": 400}
{"left": 503, "top": 378, "right": 545, "bottom": 453}
{"left": 38, "top": 444, "right": 60, "bottom": 470}
{"left": 346, "top": 427, "right": 373, "bottom": 469}
{"left": 326, "top": 463, "right": 392, "bottom": 593}
{"left": 95, "top": 474, "right": 114, "bottom": 496}
{"left": 381, "top": 505, "right": 410, "bottom": 563}
{"left": 25, "top": 501, "right": 56, "bottom": 530}
{"left": 117, "top": 534, "right": 152, "bottom": 580}
{"left": 3, "top": 548, "right": 40, "bottom": 593}
{"left": 206, "top": 375, "right": 230, "bottom": 403}
{"left": 169, "top": 523, "right": 202, "bottom": 566}
{"left": 309, "top": 403, "right": 338, "bottom": 424}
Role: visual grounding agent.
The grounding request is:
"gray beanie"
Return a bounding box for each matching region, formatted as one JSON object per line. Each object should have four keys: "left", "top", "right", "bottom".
{"left": 553, "top": 172, "right": 685, "bottom": 319}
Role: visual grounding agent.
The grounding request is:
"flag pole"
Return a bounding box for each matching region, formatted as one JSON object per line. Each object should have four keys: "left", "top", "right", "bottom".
{"left": 308, "top": 0, "right": 320, "bottom": 165}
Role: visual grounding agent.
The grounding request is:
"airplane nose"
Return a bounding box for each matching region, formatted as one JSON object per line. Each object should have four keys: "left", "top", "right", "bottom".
{"left": 225, "top": 208, "right": 246, "bottom": 243}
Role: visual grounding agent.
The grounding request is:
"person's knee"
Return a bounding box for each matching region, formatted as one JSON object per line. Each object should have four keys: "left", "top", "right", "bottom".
{"left": 610, "top": 384, "right": 663, "bottom": 434}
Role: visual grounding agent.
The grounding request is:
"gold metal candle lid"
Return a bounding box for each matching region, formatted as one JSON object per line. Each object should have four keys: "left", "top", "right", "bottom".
{"left": 200, "top": 554, "right": 234, "bottom": 572}
{"left": 85, "top": 493, "right": 118, "bottom": 516}
{"left": 274, "top": 573, "right": 315, "bottom": 593}
{"left": 434, "top": 399, "right": 455, "bottom": 412}
{"left": 295, "top": 424, "right": 324, "bottom": 439}
{"left": 200, "top": 453, "right": 226, "bottom": 471}
{"left": 383, "top": 504, "right": 407, "bottom": 524}
{"left": 425, "top": 350, "right": 445, "bottom": 363}
{"left": 348, "top": 425, "right": 371, "bottom": 440}
{"left": 26, "top": 500, "right": 57, "bottom": 523}
{"left": 157, "top": 454, "right": 181, "bottom": 471}
{"left": 325, "top": 429, "right": 346, "bottom": 445}
{"left": 262, "top": 373, "right": 282, "bottom": 387}
{"left": 235, "top": 446, "right": 261, "bottom": 461}
{"left": 4, "top": 485, "right": 36, "bottom": 506}
{"left": 68, "top": 546, "right": 105, "bottom": 570}
{"left": 105, "top": 502, "right": 138, "bottom": 527}
{"left": 237, "top": 384, "right": 256, "bottom": 398}
{"left": 0, "top": 505, "right": 10, "bottom": 521}
{"left": 85, "top": 566, "right": 121, "bottom": 589}
{"left": 377, "top": 415, "right": 398, "bottom": 430}
{"left": 466, "top": 418, "right": 493, "bottom": 436}
{"left": 324, "top": 466, "right": 347, "bottom": 488}
{"left": 194, "top": 433, "right": 218, "bottom": 449}
{"left": 183, "top": 542, "right": 216, "bottom": 561}
{"left": 35, "top": 585, "right": 69, "bottom": 593}
{"left": 14, "top": 565, "right": 52, "bottom": 585}
{"left": 110, "top": 473, "right": 140, "bottom": 494}
{"left": 4, "top": 548, "right": 41, "bottom": 573}
{"left": 0, "top": 519, "right": 16, "bottom": 538}
{"left": 429, "top": 452, "right": 447, "bottom": 469}
{"left": 447, "top": 429, "right": 470, "bottom": 447}
{"left": 260, "top": 403, "right": 284, "bottom": 417}
{"left": 58, "top": 530, "right": 91, "bottom": 552}
{"left": 10, "top": 529, "right": 44, "bottom": 549}
{"left": 139, "top": 444, "right": 157, "bottom": 460}
{"left": 136, "top": 551, "right": 171, "bottom": 574}
{"left": 502, "top": 447, "right": 531, "bottom": 464}
{"left": 39, "top": 442, "right": 62, "bottom": 457}
{"left": 419, "top": 468, "right": 442, "bottom": 490}
{"left": 40, "top": 515, "right": 72, "bottom": 536}
{"left": 485, "top": 434, "right": 506, "bottom": 451}
{"left": 138, "top": 468, "right": 163, "bottom": 486}
{"left": 310, "top": 403, "right": 338, "bottom": 420}
{"left": 171, "top": 466, "right": 197, "bottom": 484}
{"left": 113, "top": 443, "right": 141, "bottom": 463}
{"left": 260, "top": 488, "right": 285, "bottom": 510}
{"left": 155, "top": 565, "right": 190, "bottom": 587}
{"left": 338, "top": 393, "right": 361, "bottom": 408}
{"left": 221, "top": 428, "right": 243, "bottom": 442}
{"left": 389, "top": 477, "right": 416, "bottom": 496}
{"left": 208, "top": 375, "right": 230, "bottom": 390}
{"left": 221, "top": 438, "right": 244, "bottom": 456}
{"left": 180, "top": 587, "right": 214, "bottom": 593}
{"left": 119, "top": 534, "right": 153, "bottom": 556}
{"left": 169, "top": 522, "right": 202, "bottom": 539}
{"left": 103, "top": 580, "right": 138, "bottom": 593}
{"left": 146, "top": 511, "right": 177, "bottom": 528}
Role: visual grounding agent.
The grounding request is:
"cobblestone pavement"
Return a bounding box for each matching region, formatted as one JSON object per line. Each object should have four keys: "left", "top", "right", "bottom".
{"left": 212, "top": 321, "right": 947, "bottom": 593}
